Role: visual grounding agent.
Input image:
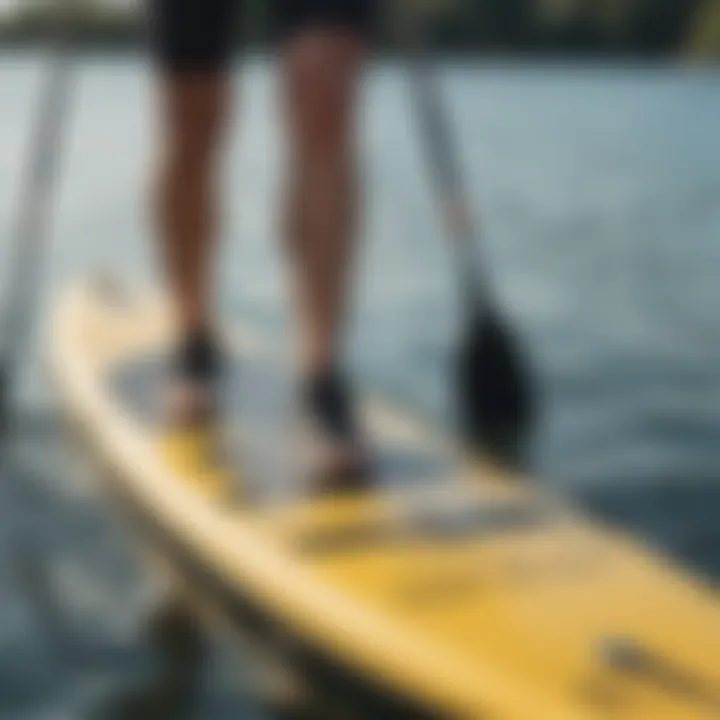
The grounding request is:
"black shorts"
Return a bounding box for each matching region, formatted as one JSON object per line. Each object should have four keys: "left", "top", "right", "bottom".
{"left": 148, "top": 0, "right": 378, "bottom": 72}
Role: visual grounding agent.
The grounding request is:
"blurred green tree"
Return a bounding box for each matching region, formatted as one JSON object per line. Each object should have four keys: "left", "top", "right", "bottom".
{"left": 686, "top": 0, "right": 720, "bottom": 59}
{"left": 0, "top": 0, "right": 718, "bottom": 58}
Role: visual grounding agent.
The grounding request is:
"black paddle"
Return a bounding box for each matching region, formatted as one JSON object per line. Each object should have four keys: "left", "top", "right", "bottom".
{"left": 402, "top": 6, "right": 534, "bottom": 468}
{"left": 0, "top": 2, "right": 75, "bottom": 437}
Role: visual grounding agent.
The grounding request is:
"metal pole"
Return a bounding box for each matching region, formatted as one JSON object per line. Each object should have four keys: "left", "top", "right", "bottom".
{"left": 0, "top": 1, "right": 76, "bottom": 432}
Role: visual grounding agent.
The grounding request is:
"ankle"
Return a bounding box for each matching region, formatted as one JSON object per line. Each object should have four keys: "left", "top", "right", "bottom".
{"left": 305, "top": 368, "right": 357, "bottom": 442}
{"left": 175, "top": 328, "right": 221, "bottom": 379}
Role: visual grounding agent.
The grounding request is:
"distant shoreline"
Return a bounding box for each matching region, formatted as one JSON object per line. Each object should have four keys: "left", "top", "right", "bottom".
{"left": 0, "top": 13, "right": 719, "bottom": 61}
{"left": 0, "top": 42, "right": 718, "bottom": 64}
{"left": 1, "top": 46, "right": 718, "bottom": 71}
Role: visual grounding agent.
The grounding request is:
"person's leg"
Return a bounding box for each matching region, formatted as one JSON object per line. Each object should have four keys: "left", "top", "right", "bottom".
{"left": 279, "top": 2, "right": 375, "bottom": 375}
{"left": 155, "top": 74, "right": 229, "bottom": 337}
{"left": 147, "top": 0, "right": 240, "bottom": 417}
{"left": 281, "top": 27, "right": 367, "bottom": 375}
{"left": 277, "top": 2, "right": 377, "bottom": 479}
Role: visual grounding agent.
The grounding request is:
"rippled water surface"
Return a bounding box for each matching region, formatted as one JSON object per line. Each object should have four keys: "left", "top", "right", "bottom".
{"left": 1, "top": 53, "right": 720, "bottom": 718}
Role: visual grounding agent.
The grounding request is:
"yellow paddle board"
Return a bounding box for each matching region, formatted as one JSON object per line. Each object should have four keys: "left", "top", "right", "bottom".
{"left": 49, "top": 276, "right": 720, "bottom": 719}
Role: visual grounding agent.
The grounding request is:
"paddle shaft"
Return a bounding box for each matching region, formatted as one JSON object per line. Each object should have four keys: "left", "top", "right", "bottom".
{"left": 0, "top": 6, "right": 75, "bottom": 427}
{"left": 404, "top": 25, "right": 489, "bottom": 314}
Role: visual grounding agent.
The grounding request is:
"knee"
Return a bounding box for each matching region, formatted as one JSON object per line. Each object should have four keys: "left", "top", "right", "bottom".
{"left": 285, "top": 35, "right": 365, "bottom": 156}
{"left": 162, "top": 74, "right": 229, "bottom": 171}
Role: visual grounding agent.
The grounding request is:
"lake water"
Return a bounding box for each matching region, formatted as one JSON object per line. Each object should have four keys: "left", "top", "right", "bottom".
{"left": 1, "top": 52, "right": 720, "bottom": 718}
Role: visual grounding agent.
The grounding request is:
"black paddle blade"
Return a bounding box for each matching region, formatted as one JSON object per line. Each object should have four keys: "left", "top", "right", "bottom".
{"left": 457, "top": 311, "right": 534, "bottom": 469}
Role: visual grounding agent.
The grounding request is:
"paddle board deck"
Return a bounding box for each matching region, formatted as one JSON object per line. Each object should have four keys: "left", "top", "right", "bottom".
{"left": 49, "top": 276, "right": 720, "bottom": 720}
